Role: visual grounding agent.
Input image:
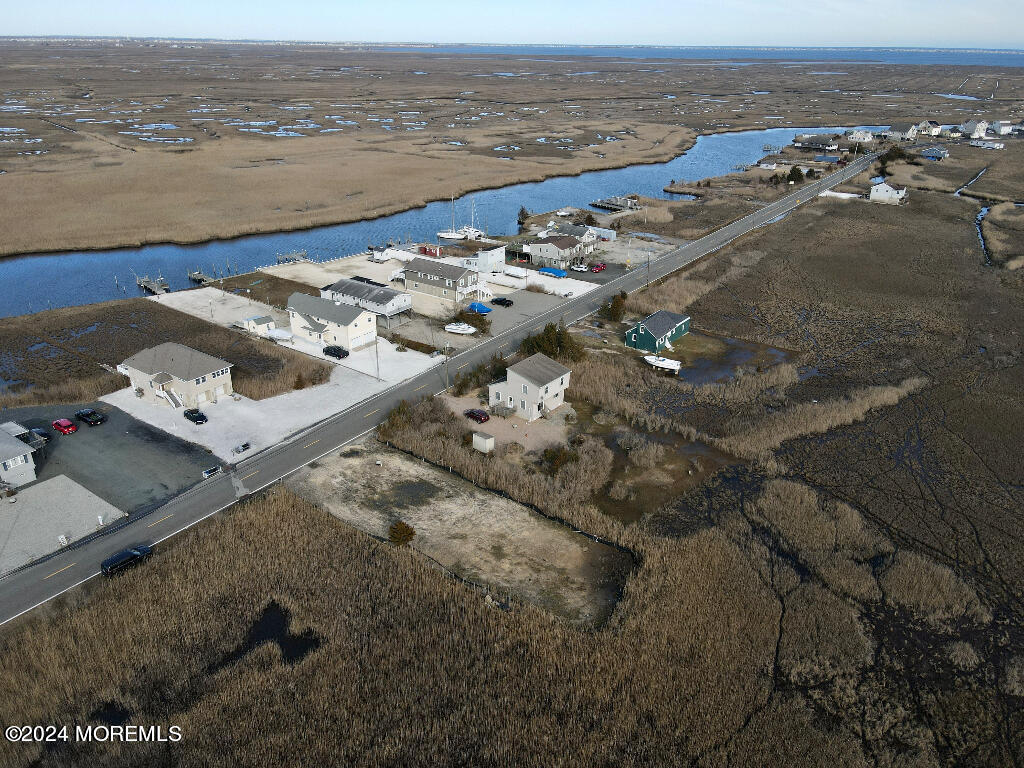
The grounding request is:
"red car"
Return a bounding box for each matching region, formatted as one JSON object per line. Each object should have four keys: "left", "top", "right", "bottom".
{"left": 464, "top": 409, "right": 490, "bottom": 424}
{"left": 590, "top": 263, "right": 607, "bottom": 273}
{"left": 52, "top": 418, "right": 78, "bottom": 435}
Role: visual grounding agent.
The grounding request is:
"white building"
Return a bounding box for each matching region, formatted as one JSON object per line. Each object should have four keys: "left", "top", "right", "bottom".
{"left": 846, "top": 129, "right": 875, "bottom": 143}
{"left": 528, "top": 236, "right": 585, "bottom": 269}
{"left": 960, "top": 120, "right": 989, "bottom": 139}
{"left": 883, "top": 124, "right": 919, "bottom": 142}
{"left": 0, "top": 422, "right": 37, "bottom": 488}
{"left": 287, "top": 292, "right": 377, "bottom": 350}
{"left": 759, "top": 161, "right": 778, "bottom": 170}
{"left": 242, "top": 315, "right": 276, "bottom": 336}
{"left": 488, "top": 353, "right": 571, "bottom": 423}
{"left": 321, "top": 277, "right": 413, "bottom": 328}
{"left": 990, "top": 120, "right": 1015, "bottom": 136}
{"left": 869, "top": 182, "right": 908, "bottom": 205}
{"left": 461, "top": 245, "right": 506, "bottom": 274}
{"left": 916, "top": 120, "right": 942, "bottom": 137}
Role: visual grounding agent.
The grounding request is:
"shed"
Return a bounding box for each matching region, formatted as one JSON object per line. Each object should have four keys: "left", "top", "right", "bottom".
{"left": 472, "top": 432, "right": 495, "bottom": 454}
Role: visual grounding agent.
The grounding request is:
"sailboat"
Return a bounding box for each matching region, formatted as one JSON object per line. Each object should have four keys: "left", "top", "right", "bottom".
{"left": 455, "top": 199, "right": 485, "bottom": 240}
{"left": 437, "top": 196, "right": 466, "bottom": 241}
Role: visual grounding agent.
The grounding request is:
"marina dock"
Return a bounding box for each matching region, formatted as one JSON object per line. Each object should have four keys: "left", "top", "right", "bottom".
{"left": 136, "top": 275, "right": 170, "bottom": 294}
{"left": 188, "top": 270, "right": 214, "bottom": 284}
{"left": 590, "top": 195, "right": 643, "bottom": 212}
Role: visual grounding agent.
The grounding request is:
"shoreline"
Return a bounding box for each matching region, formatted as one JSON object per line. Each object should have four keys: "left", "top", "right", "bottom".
{"left": 0, "top": 130, "right": 699, "bottom": 261}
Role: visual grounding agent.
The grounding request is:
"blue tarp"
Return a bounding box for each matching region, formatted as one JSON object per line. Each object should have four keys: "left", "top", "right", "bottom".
{"left": 467, "top": 302, "right": 492, "bottom": 314}
{"left": 538, "top": 267, "right": 568, "bottom": 278}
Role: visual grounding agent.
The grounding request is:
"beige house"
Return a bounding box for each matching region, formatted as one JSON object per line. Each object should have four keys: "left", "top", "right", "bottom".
{"left": 528, "top": 236, "right": 584, "bottom": 269}
{"left": 287, "top": 292, "right": 377, "bottom": 350}
{"left": 488, "top": 353, "right": 571, "bottom": 422}
{"left": 118, "top": 343, "right": 233, "bottom": 409}
{"left": 0, "top": 422, "right": 37, "bottom": 488}
{"left": 402, "top": 258, "right": 480, "bottom": 311}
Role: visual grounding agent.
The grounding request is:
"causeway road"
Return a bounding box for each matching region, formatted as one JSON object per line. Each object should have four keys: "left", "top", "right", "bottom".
{"left": 0, "top": 153, "right": 877, "bottom": 626}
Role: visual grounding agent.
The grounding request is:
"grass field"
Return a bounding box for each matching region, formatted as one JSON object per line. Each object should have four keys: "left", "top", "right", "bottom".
{"left": 0, "top": 298, "right": 330, "bottom": 408}
{"left": 214, "top": 273, "right": 319, "bottom": 309}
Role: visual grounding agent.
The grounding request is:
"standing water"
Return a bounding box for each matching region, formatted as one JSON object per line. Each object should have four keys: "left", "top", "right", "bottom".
{"left": 0, "top": 126, "right": 865, "bottom": 318}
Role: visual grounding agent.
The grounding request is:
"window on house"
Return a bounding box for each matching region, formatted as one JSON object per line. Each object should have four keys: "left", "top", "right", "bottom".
{"left": 520, "top": 399, "right": 526, "bottom": 411}
{"left": 560, "top": 377, "right": 564, "bottom": 386}
{"left": 442, "top": 289, "right": 448, "bottom": 296}
{"left": 631, "top": 333, "right": 637, "bottom": 341}
{"left": 544, "top": 385, "right": 549, "bottom": 394}
{"left": 522, "top": 383, "right": 527, "bottom": 394}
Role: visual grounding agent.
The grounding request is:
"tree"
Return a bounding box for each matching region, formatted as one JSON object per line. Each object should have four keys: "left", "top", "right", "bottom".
{"left": 517, "top": 206, "right": 530, "bottom": 225}
{"left": 787, "top": 166, "right": 805, "bottom": 184}
{"left": 388, "top": 520, "right": 415, "bottom": 546}
{"left": 600, "top": 291, "right": 627, "bottom": 322}
{"left": 584, "top": 213, "right": 597, "bottom": 226}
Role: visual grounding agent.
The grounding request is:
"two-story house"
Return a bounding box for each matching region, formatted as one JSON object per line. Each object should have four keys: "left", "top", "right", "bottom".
{"left": 0, "top": 422, "right": 38, "bottom": 488}
{"left": 488, "top": 353, "right": 571, "bottom": 422}
{"left": 118, "top": 343, "right": 233, "bottom": 409}
{"left": 287, "top": 292, "right": 378, "bottom": 350}
{"left": 528, "top": 236, "right": 584, "bottom": 269}
{"left": 321, "top": 277, "right": 412, "bottom": 329}
{"left": 402, "top": 258, "right": 480, "bottom": 311}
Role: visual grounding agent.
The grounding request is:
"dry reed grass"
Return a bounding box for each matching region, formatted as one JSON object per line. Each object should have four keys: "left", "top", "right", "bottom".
{"left": 624, "top": 251, "right": 765, "bottom": 317}
{"left": 879, "top": 550, "right": 992, "bottom": 629}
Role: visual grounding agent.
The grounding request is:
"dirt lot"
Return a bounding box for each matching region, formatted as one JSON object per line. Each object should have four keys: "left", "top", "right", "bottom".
{"left": 1, "top": 40, "right": 1018, "bottom": 256}
{"left": 215, "top": 273, "right": 319, "bottom": 309}
{"left": 0, "top": 298, "right": 330, "bottom": 408}
{"left": 288, "top": 440, "right": 631, "bottom": 626}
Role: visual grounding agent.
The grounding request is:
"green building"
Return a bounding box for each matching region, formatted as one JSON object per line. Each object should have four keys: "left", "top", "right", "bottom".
{"left": 624, "top": 310, "right": 691, "bottom": 353}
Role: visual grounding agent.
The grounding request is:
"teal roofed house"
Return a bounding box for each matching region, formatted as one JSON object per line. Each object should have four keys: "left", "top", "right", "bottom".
{"left": 624, "top": 310, "right": 691, "bottom": 353}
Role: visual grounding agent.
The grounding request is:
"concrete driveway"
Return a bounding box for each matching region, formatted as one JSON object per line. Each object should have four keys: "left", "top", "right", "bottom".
{"left": 2, "top": 402, "right": 215, "bottom": 514}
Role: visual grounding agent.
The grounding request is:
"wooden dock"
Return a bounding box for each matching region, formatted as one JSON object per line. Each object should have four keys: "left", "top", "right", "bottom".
{"left": 188, "top": 270, "right": 213, "bottom": 284}
{"left": 136, "top": 275, "right": 170, "bottom": 294}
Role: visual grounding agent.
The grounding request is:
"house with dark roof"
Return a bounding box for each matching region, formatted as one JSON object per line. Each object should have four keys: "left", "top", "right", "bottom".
{"left": 402, "top": 257, "right": 480, "bottom": 311}
{"left": 117, "top": 343, "right": 233, "bottom": 409}
{"left": 528, "top": 235, "right": 584, "bottom": 269}
{"left": 321, "top": 276, "right": 412, "bottom": 328}
{"left": 287, "top": 293, "right": 377, "bottom": 351}
{"left": 794, "top": 133, "right": 840, "bottom": 152}
{"left": 487, "top": 353, "right": 571, "bottom": 422}
{"left": 624, "top": 310, "right": 691, "bottom": 353}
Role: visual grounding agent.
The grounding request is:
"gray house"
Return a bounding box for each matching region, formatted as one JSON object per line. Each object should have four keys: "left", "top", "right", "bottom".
{"left": 488, "top": 353, "right": 571, "bottom": 422}
{"left": 118, "top": 343, "right": 233, "bottom": 409}
{"left": 321, "top": 277, "right": 412, "bottom": 328}
{"left": 403, "top": 258, "right": 480, "bottom": 311}
{"left": 287, "top": 292, "right": 377, "bottom": 350}
{"left": 0, "top": 422, "right": 37, "bottom": 488}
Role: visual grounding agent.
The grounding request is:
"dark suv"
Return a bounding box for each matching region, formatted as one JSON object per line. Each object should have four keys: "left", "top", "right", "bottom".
{"left": 101, "top": 545, "right": 153, "bottom": 576}
{"left": 324, "top": 345, "right": 349, "bottom": 359}
{"left": 464, "top": 409, "right": 490, "bottom": 424}
{"left": 74, "top": 408, "right": 107, "bottom": 426}
{"left": 183, "top": 408, "right": 208, "bottom": 424}
{"left": 491, "top": 297, "right": 514, "bottom": 307}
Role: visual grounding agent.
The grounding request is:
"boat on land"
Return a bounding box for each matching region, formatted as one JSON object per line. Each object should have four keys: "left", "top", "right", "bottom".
{"left": 644, "top": 355, "right": 682, "bottom": 372}
{"left": 437, "top": 196, "right": 466, "bottom": 240}
{"left": 444, "top": 322, "right": 477, "bottom": 335}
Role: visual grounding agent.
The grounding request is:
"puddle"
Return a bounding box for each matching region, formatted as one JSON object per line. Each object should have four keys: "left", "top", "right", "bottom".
{"left": 208, "top": 601, "right": 321, "bottom": 672}
{"left": 89, "top": 701, "right": 132, "bottom": 727}
{"left": 368, "top": 479, "right": 442, "bottom": 512}
{"left": 934, "top": 93, "right": 981, "bottom": 101}
{"left": 678, "top": 335, "right": 790, "bottom": 385}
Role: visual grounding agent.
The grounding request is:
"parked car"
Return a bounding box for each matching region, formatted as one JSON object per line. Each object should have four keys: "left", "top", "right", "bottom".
{"left": 75, "top": 408, "right": 106, "bottom": 426}
{"left": 101, "top": 545, "right": 153, "bottom": 577}
{"left": 590, "top": 262, "right": 607, "bottom": 273}
{"left": 464, "top": 409, "right": 490, "bottom": 424}
{"left": 29, "top": 427, "right": 52, "bottom": 443}
{"left": 491, "top": 297, "right": 514, "bottom": 307}
{"left": 183, "top": 409, "right": 208, "bottom": 425}
{"left": 466, "top": 301, "right": 492, "bottom": 314}
{"left": 570, "top": 264, "right": 589, "bottom": 272}
{"left": 324, "top": 345, "right": 349, "bottom": 359}
{"left": 51, "top": 418, "right": 77, "bottom": 435}
{"left": 232, "top": 442, "right": 252, "bottom": 455}
{"left": 444, "top": 322, "right": 477, "bottom": 335}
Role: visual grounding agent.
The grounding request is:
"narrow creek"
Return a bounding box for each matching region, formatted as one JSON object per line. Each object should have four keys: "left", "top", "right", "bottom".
{"left": 953, "top": 167, "right": 992, "bottom": 266}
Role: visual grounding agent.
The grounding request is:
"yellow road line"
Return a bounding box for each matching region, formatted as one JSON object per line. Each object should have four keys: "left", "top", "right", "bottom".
{"left": 413, "top": 384, "right": 426, "bottom": 392}
{"left": 363, "top": 408, "right": 379, "bottom": 418}
{"left": 457, "top": 363, "right": 469, "bottom": 370}
{"left": 241, "top": 470, "right": 259, "bottom": 481}
{"left": 147, "top": 513, "right": 174, "bottom": 528}
{"left": 43, "top": 563, "right": 76, "bottom": 581}
{"left": 302, "top": 439, "right": 320, "bottom": 449}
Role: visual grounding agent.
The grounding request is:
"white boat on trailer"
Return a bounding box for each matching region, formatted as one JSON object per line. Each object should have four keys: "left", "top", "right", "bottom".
{"left": 644, "top": 355, "right": 682, "bottom": 372}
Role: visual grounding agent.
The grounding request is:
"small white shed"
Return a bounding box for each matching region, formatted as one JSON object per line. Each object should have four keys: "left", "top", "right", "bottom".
{"left": 472, "top": 432, "right": 495, "bottom": 454}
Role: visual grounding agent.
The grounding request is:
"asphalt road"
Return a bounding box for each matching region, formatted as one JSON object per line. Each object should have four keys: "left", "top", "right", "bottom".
{"left": 0, "top": 153, "right": 876, "bottom": 627}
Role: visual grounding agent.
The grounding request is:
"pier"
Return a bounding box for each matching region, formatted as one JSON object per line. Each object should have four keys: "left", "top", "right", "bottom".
{"left": 590, "top": 195, "right": 643, "bottom": 212}
{"left": 188, "top": 270, "right": 214, "bottom": 284}
{"left": 136, "top": 275, "right": 170, "bottom": 294}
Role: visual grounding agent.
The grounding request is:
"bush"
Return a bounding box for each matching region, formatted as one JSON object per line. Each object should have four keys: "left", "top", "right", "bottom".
{"left": 388, "top": 520, "right": 415, "bottom": 546}
{"left": 519, "top": 322, "right": 585, "bottom": 362}
{"left": 600, "top": 292, "right": 627, "bottom": 322}
{"left": 541, "top": 445, "right": 578, "bottom": 476}
{"left": 451, "top": 354, "right": 507, "bottom": 396}
{"left": 453, "top": 309, "right": 491, "bottom": 335}
{"left": 787, "top": 166, "right": 805, "bottom": 184}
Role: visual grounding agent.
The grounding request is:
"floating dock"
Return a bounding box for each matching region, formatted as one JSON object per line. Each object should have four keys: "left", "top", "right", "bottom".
{"left": 590, "top": 195, "right": 643, "bottom": 212}
{"left": 187, "top": 270, "right": 213, "bottom": 284}
{"left": 136, "top": 275, "right": 170, "bottom": 294}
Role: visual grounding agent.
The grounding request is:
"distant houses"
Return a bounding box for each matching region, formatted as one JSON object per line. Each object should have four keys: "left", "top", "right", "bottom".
{"left": 287, "top": 292, "right": 377, "bottom": 351}
{"left": 917, "top": 120, "right": 942, "bottom": 137}
{"left": 846, "top": 129, "right": 875, "bottom": 144}
{"left": 882, "top": 124, "right": 919, "bottom": 142}
{"left": 794, "top": 133, "right": 840, "bottom": 152}
{"left": 869, "top": 182, "right": 908, "bottom": 205}
{"left": 488, "top": 353, "right": 571, "bottom": 422}
{"left": 920, "top": 146, "right": 950, "bottom": 161}
{"left": 624, "top": 310, "right": 691, "bottom": 353}
{"left": 118, "top": 343, "right": 233, "bottom": 409}
{"left": 959, "top": 120, "right": 989, "bottom": 139}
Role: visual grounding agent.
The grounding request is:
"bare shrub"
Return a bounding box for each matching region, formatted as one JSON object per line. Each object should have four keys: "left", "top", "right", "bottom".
{"left": 388, "top": 520, "right": 416, "bottom": 546}
{"left": 608, "top": 480, "right": 630, "bottom": 500}
{"left": 617, "top": 432, "right": 666, "bottom": 466}
{"left": 879, "top": 550, "right": 991, "bottom": 629}
{"left": 1002, "top": 656, "right": 1024, "bottom": 697}
{"left": 946, "top": 641, "right": 980, "bottom": 671}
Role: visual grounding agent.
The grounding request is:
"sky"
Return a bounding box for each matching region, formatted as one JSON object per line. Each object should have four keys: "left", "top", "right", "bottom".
{"left": 3, "top": 0, "right": 1022, "bottom": 49}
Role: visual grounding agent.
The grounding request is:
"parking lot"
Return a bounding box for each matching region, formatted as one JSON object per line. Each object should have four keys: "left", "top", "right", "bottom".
{"left": 3, "top": 402, "right": 216, "bottom": 514}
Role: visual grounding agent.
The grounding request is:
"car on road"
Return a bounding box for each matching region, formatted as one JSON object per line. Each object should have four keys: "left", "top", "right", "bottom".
{"left": 29, "top": 427, "right": 52, "bottom": 443}
{"left": 570, "top": 264, "right": 590, "bottom": 272}
{"left": 183, "top": 409, "right": 208, "bottom": 425}
{"left": 464, "top": 409, "right": 490, "bottom": 424}
{"left": 590, "top": 263, "right": 607, "bottom": 273}
{"left": 101, "top": 545, "right": 153, "bottom": 576}
{"left": 491, "top": 297, "right": 514, "bottom": 307}
{"left": 323, "top": 345, "right": 349, "bottom": 359}
{"left": 75, "top": 408, "right": 107, "bottom": 426}
{"left": 444, "top": 322, "right": 477, "bottom": 335}
{"left": 51, "top": 418, "right": 77, "bottom": 435}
